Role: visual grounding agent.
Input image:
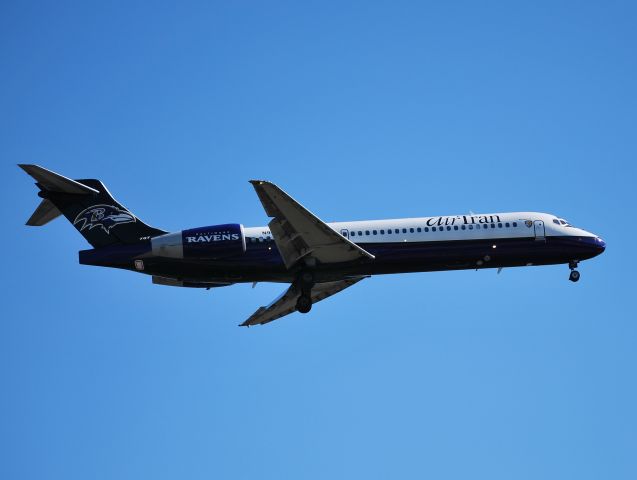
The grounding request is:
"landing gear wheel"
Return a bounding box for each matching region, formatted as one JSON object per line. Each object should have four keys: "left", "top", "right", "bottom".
{"left": 569, "top": 270, "right": 580, "bottom": 282}
{"left": 296, "top": 295, "right": 312, "bottom": 314}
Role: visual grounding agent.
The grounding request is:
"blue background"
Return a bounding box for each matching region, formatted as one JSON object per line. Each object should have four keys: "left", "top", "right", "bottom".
{"left": 2, "top": 2, "right": 635, "bottom": 479}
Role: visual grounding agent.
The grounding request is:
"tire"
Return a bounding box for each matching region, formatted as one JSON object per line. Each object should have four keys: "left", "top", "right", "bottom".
{"left": 296, "top": 295, "right": 312, "bottom": 314}
{"left": 569, "top": 270, "right": 580, "bottom": 282}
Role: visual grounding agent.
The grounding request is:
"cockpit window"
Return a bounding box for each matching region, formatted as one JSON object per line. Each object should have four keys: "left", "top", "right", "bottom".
{"left": 554, "top": 217, "right": 573, "bottom": 227}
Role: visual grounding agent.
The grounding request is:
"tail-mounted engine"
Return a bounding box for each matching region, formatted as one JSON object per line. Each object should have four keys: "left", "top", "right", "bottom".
{"left": 151, "top": 223, "right": 246, "bottom": 259}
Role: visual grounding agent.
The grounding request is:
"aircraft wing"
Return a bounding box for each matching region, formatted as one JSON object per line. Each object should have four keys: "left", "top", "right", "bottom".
{"left": 240, "top": 277, "right": 367, "bottom": 327}
{"left": 250, "top": 180, "right": 374, "bottom": 269}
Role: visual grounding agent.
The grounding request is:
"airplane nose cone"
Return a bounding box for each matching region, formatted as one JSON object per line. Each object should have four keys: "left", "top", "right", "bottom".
{"left": 596, "top": 237, "right": 606, "bottom": 253}
{"left": 579, "top": 236, "right": 605, "bottom": 258}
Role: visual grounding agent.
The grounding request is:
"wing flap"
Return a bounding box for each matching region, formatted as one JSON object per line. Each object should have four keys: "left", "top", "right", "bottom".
{"left": 268, "top": 217, "right": 314, "bottom": 268}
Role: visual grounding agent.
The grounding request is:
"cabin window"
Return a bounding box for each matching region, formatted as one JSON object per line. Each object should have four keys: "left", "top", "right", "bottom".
{"left": 380, "top": 229, "right": 385, "bottom": 234}
{"left": 461, "top": 225, "right": 466, "bottom": 230}
{"left": 454, "top": 225, "right": 458, "bottom": 230}
{"left": 446, "top": 226, "right": 451, "bottom": 231}
{"left": 358, "top": 231, "right": 363, "bottom": 235}
{"left": 402, "top": 228, "right": 407, "bottom": 233}
{"left": 491, "top": 224, "right": 495, "bottom": 228}
{"left": 469, "top": 225, "right": 474, "bottom": 230}
{"left": 373, "top": 230, "right": 377, "bottom": 235}
{"left": 365, "top": 230, "right": 370, "bottom": 235}
{"left": 505, "top": 222, "right": 510, "bottom": 228}
{"left": 351, "top": 231, "right": 356, "bottom": 237}
{"left": 432, "top": 227, "right": 437, "bottom": 231}
{"left": 512, "top": 222, "right": 518, "bottom": 227}
{"left": 425, "top": 227, "right": 429, "bottom": 232}
{"left": 395, "top": 229, "right": 399, "bottom": 234}
{"left": 387, "top": 229, "right": 392, "bottom": 234}
{"left": 409, "top": 228, "right": 414, "bottom": 233}
{"left": 417, "top": 227, "right": 421, "bottom": 232}
{"left": 498, "top": 223, "right": 502, "bottom": 228}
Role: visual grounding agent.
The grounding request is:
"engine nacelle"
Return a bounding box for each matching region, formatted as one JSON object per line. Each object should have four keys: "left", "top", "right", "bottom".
{"left": 151, "top": 223, "right": 246, "bottom": 259}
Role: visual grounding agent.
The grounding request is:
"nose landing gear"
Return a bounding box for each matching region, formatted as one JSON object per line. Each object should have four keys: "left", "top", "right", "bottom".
{"left": 568, "top": 261, "right": 580, "bottom": 282}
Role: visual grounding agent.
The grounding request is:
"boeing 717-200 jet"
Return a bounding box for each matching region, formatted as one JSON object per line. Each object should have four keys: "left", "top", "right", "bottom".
{"left": 19, "top": 165, "right": 606, "bottom": 326}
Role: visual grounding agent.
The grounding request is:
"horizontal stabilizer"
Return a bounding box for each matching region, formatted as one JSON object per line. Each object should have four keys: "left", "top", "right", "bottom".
{"left": 26, "top": 199, "right": 62, "bottom": 226}
{"left": 18, "top": 164, "right": 99, "bottom": 194}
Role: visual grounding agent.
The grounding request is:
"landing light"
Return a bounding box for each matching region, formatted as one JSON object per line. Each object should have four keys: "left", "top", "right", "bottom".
{"left": 492, "top": 245, "right": 497, "bottom": 249}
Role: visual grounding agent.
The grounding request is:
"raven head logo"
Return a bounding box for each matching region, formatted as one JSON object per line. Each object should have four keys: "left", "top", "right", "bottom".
{"left": 73, "top": 204, "right": 136, "bottom": 234}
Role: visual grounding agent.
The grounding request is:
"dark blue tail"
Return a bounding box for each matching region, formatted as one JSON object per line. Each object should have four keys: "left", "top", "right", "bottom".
{"left": 20, "top": 164, "right": 166, "bottom": 248}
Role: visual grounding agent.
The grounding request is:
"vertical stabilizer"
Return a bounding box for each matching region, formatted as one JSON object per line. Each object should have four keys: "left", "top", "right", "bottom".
{"left": 19, "top": 164, "right": 166, "bottom": 247}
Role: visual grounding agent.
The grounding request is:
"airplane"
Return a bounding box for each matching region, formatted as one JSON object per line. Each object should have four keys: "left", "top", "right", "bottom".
{"left": 19, "top": 164, "right": 606, "bottom": 327}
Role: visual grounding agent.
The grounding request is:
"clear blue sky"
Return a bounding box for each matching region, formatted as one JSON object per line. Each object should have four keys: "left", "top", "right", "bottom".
{"left": 2, "top": 2, "right": 635, "bottom": 479}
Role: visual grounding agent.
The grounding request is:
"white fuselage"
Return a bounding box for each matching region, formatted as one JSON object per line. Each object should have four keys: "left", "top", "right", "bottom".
{"left": 244, "top": 212, "right": 599, "bottom": 244}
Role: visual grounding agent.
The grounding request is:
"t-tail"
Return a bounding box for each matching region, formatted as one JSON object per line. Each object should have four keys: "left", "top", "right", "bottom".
{"left": 19, "top": 164, "right": 166, "bottom": 247}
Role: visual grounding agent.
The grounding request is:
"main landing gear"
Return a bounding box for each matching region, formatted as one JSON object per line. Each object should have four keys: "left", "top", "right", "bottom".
{"left": 295, "top": 271, "right": 314, "bottom": 314}
{"left": 568, "top": 261, "right": 580, "bottom": 283}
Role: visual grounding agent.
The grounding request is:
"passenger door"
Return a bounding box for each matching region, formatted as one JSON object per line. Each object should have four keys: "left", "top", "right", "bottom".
{"left": 533, "top": 220, "right": 546, "bottom": 241}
